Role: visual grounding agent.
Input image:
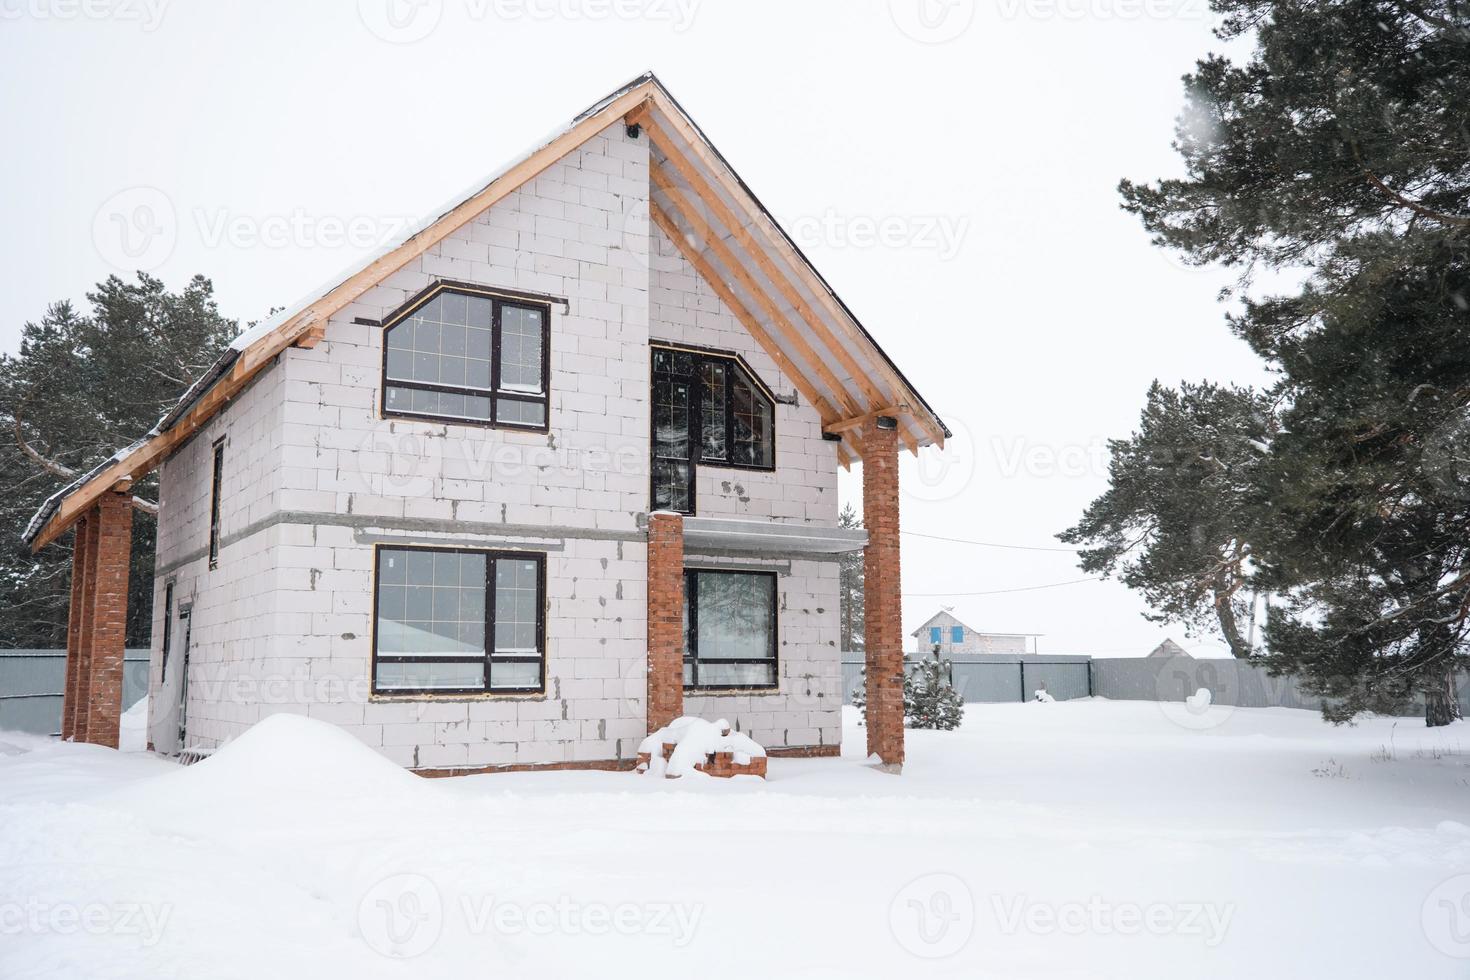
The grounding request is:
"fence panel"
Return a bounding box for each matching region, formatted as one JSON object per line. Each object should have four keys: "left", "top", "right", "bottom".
{"left": 0, "top": 649, "right": 149, "bottom": 736}
{"left": 1091, "top": 656, "right": 1470, "bottom": 717}
{"left": 841, "top": 654, "right": 1092, "bottom": 704}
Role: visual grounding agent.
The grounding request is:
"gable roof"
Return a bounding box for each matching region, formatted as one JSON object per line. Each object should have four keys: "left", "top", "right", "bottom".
{"left": 25, "top": 71, "right": 948, "bottom": 551}
{"left": 909, "top": 608, "right": 1039, "bottom": 639}
{"left": 1147, "top": 639, "right": 1192, "bottom": 658}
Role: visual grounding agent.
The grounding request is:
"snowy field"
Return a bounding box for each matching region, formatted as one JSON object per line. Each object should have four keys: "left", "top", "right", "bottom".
{"left": 3, "top": 700, "right": 1468, "bottom": 979}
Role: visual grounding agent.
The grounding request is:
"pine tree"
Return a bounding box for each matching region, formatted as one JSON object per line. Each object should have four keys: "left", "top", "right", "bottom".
{"left": 838, "top": 503, "right": 865, "bottom": 652}
{"left": 0, "top": 273, "right": 237, "bottom": 648}
{"left": 905, "top": 647, "right": 965, "bottom": 731}
{"left": 1060, "top": 381, "right": 1276, "bottom": 658}
{"left": 1118, "top": 0, "right": 1470, "bottom": 726}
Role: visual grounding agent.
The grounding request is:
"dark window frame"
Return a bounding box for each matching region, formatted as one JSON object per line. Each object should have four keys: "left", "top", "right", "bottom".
{"left": 160, "top": 581, "right": 174, "bottom": 682}
{"left": 650, "top": 342, "right": 776, "bottom": 515}
{"left": 379, "top": 284, "right": 552, "bottom": 433}
{"left": 207, "top": 439, "right": 225, "bottom": 569}
{"left": 370, "top": 544, "right": 548, "bottom": 697}
{"left": 683, "top": 568, "right": 780, "bottom": 692}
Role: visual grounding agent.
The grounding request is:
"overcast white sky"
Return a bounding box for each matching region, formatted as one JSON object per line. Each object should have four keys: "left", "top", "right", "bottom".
{"left": 0, "top": 0, "right": 1271, "bottom": 657}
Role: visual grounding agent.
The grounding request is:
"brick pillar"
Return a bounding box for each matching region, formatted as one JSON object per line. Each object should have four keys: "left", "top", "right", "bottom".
{"left": 72, "top": 512, "right": 101, "bottom": 741}
{"left": 862, "top": 419, "right": 904, "bottom": 769}
{"left": 61, "top": 514, "right": 91, "bottom": 740}
{"left": 79, "top": 493, "right": 133, "bottom": 748}
{"left": 647, "top": 512, "right": 685, "bottom": 732}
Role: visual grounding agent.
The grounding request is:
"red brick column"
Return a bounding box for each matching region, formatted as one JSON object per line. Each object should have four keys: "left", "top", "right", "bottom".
{"left": 862, "top": 419, "right": 905, "bottom": 769}
{"left": 72, "top": 512, "right": 101, "bottom": 741}
{"left": 647, "top": 512, "right": 685, "bottom": 733}
{"left": 79, "top": 493, "right": 133, "bottom": 748}
{"left": 61, "top": 514, "right": 91, "bottom": 740}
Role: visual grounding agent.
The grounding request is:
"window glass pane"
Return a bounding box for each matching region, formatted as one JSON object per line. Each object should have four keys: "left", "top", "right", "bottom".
{"left": 499, "top": 305, "right": 544, "bottom": 393}
{"left": 652, "top": 459, "right": 691, "bottom": 513}
{"left": 376, "top": 549, "right": 487, "bottom": 658}
{"left": 493, "top": 559, "right": 540, "bottom": 655}
{"left": 952, "top": 626, "right": 964, "bottom": 643}
{"left": 496, "top": 398, "right": 546, "bottom": 428}
{"left": 383, "top": 291, "right": 493, "bottom": 391}
{"left": 693, "top": 572, "right": 774, "bottom": 661}
{"left": 386, "top": 385, "right": 491, "bottom": 421}
{"left": 490, "top": 661, "right": 541, "bottom": 690}
{"left": 376, "top": 661, "right": 485, "bottom": 691}
{"left": 730, "top": 366, "right": 773, "bottom": 467}
{"left": 930, "top": 627, "right": 941, "bottom": 644}
{"left": 654, "top": 376, "right": 690, "bottom": 460}
{"left": 700, "top": 361, "right": 727, "bottom": 461}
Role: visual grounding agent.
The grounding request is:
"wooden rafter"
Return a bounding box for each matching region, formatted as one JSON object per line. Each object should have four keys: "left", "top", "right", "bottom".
{"left": 824, "top": 405, "right": 910, "bottom": 436}
{"left": 651, "top": 169, "right": 862, "bottom": 419}
{"left": 651, "top": 203, "right": 861, "bottom": 464}
{"left": 643, "top": 118, "right": 891, "bottom": 413}
{"left": 646, "top": 103, "right": 948, "bottom": 450}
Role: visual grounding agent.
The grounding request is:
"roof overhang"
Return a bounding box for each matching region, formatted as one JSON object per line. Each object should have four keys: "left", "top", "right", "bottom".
{"left": 25, "top": 71, "right": 949, "bottom": 552}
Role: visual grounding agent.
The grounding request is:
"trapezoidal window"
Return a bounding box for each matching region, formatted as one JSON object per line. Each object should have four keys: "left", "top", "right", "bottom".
{"left": 381, "top": 286, "right": 549, "bottom": 429}
{"left": 651, "top": 344, "right": 775, "bottom": 514}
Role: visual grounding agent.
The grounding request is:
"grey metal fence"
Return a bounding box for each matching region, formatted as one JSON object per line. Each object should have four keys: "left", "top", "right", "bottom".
{"left": 842, "top": 652, "right": 1470, "bottom": 717}
{"left": 1091, "top": 655, "right": 1470, "bottom": 717}
{"left": 0, "top": 649, "right": 149, "bottom": 735}
{"left": 842, "top": 654, "right": 1093, "bottom": 704}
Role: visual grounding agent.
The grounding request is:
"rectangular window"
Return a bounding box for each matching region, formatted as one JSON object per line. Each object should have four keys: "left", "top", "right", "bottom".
{"left": 929, "top": 626, "right": 941, "bottom": 644}
{"left": 651, "top": 343, "right": 775, "bottom": 513}
{"left": 208, "top": 440, "right": 224, "bottom": 569}
{"left": 683, "top": 569, "right": 778, "bottom": 690}
{"left": 382, "top": 287, "right": 549, "bottom": 430}
{"left": 372, "top": 546, "right": 545, "bottom": 695}
{"left": 951, "top": 626, "right": 964, "bottom": 644}
{"left": 160, "top": 582, "right": 174, "bottom": 682}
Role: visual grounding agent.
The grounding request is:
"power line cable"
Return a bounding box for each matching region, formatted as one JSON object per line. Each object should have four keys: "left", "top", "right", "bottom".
{"left": 904, "top": 576, "right": 1102, "bottom": 598}
{"left": 901, "top": 530, "right": 1079, "bottom": 553}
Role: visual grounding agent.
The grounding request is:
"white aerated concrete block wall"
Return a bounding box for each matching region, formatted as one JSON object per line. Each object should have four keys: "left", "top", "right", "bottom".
{"left": 147, "top": 121, "right": 844, "bottom": 766}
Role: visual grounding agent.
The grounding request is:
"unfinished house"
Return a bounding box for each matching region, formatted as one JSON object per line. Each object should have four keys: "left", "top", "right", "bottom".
{"left": 24, "top": 73, "right": 948, "bottom": 774}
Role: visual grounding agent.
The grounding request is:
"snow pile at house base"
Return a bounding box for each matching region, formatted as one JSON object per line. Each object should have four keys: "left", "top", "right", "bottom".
{"left": 1033, "top": 688, "right": 1055, "bottom": 703}
{"left": 103, "top": 712, "right": 439, "bottom": 837}
{"left": 1186, "top": 686, "right": 1213, "bottom": 710}
{"left": 636, "top": 716, "right": 767, "bottom": 778}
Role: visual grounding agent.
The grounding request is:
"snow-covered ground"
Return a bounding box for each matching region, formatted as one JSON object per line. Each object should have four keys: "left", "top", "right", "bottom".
{"left": 3, "top": 699, "right": 1468, "bottom": 978}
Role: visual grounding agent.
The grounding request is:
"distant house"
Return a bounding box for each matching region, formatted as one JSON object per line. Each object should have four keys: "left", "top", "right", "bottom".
{"left": 910, "top": 610, "right": 1034, "bottom": 657}
{"left": 1147, "top": 639, "right": 1192, "bottom": 659}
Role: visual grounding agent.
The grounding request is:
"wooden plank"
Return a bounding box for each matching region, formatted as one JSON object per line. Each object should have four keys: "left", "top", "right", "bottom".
{"left": 650, "top": 165, "right": 861, "bottom": 418}
{"left": 643, "top": 118, "right": 890, "bottom": 412}
{"left": 647, "top": 102, "right": 948, "bottom": 449}
{"left": 651, "top": 203, "right": 862, "bottom": 464}
{"left": 824, "top": 405, "right": 909, "bottom": 436}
